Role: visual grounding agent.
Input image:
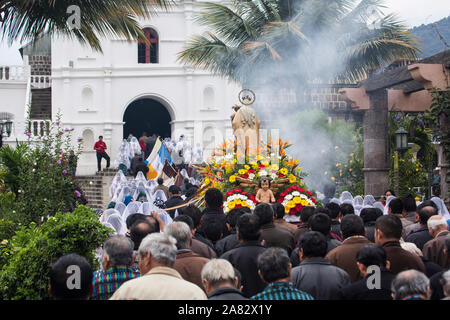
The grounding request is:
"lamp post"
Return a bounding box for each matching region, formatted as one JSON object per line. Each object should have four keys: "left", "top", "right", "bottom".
{"left": 394, "top": 127, "right": 409, "bottom": 196}
{"left": 0, "top": 119, "right": 13, "bottom": 148}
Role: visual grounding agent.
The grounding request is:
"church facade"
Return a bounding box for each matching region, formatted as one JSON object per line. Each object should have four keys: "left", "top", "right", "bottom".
{"left": 0, "top": 1, "right": 241, "bottom": 175}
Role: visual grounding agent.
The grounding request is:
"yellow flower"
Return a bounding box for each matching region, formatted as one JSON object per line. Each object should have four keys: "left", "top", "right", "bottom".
{"left": 229, "top": 175, "right": 237, "bottom": 183}
{"left": 279, "top": 168, "right": 288, "bottom": 175}
{"left": 235, "top": 199, "right": 242, "bottom": 205}
{"left": 238, "top": 169, "right": 247, "bottom": 175}
{"left": 289, "top": 174, "right": 296, "bottom": 183}
{"left": 287, "top": 200, "right": 295, "bottom": 208}
{"left": 228, "top": 201, "right": 236, "bottom": 209}
{"left": 204, "top": 177, "right": 210, "bottom": 185}
{"left": 293, "top": 197, "right": 301, "bottom": 204}
{"left": 271, "top": 164, "right": 279, "bottom": 171}
{"left": 262, "top": 160, "right": 270, "bottom": 167}
{"left": 256, "top": 155, "right": 263, "bottom": 161}
{"left": 285, "top": 206, "right": 290, "bottom": 214}
{"left": 244, "top": 165, "right": 250, "bottom": 170}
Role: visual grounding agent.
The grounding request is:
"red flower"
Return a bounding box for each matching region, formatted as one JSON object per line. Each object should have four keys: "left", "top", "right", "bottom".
{"left": 223, "top": 196, "right": 227, "bottom": 201}
{"left": 306, "top": 191, "right": 312, "bottom": 196}
{"left": 296, "top": 204, "right": 303, "bottom": 211}
{"left": 234, "top": 189, "right": 242, "bottom": 193}
{"left": 248, "top": 169, "right": 255, "bottom": 174}
{"left": 226, "top": 191, "right": 233, "bottom": 196}
{"left": 289, "top": 207, "right": 296, "bottom": 215}
{"left": 235, "top": 204, "right": 242, "bottom": 209}
{"left": 242, "top": 174, "right": 249, "bottom": 179}
{"left": 259, "top": 164, "right": 266, "bottom": 168}
{"left": 277, "top": 198, "right": 284, "bottom": 203}
{"left": 280, "top": 192, "right": 287, "bottom": 198}
{"left": 248, "top": 195, "right": 256, "bottom": 201}
{"left": 286, "top": 188, "right": 293, "bottom": 193}
{"left": 299, "top": 188, "right": 306, "bottom": 193}
{"left": 242, "top": 192, "right": 248, "bottom": 196}
{"left": 278, "top": 173, "right": 285, "bottom": 178}
{"left": 311, "top": 198, "right": 317, "bottom": 204}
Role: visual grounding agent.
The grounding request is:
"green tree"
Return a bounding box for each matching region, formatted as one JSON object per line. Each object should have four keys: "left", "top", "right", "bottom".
{"left": 0, "top": 0, "right": 171, "bottom": 52}
{"left": 178, "top": 0, "right": 420, "bottom": 85}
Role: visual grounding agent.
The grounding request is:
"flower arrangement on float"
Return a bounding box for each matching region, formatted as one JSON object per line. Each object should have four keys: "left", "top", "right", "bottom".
{"left": 223, "top": 189, "right": 257, "bottom": 213}
{"left": 278, "top": 186, "right": 317, "bottom": 216}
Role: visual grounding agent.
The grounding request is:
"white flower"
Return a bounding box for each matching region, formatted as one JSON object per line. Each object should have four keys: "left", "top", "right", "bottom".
{"left": 300, "top": 194, "right": 307, "bottom": 199}
{"left": 292, "top": 191, "right": 300, "bottom": 196}
{"left": 271, "top": 173, "right": 277, "bottom": 180}
{"left": 248, "top": 173, "right": 255, "bottom": 180}
{"left": 285, "top": 194, "right": 293, "bottom": 200}
{"left": 246, "top": 200, "right": 254, "bottom": 207}
{"left": 259, "top": 170, "right": 268, "bottom": 177}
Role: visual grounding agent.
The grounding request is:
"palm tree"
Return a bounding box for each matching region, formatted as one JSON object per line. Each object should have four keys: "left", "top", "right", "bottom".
{"left": 178, "top": 0, "right": 421, "bottom": 86}
{"left": 0, "top": 0, "right": 171, "bottom": 52}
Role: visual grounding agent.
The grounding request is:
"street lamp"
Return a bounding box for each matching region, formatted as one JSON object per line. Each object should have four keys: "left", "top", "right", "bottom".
{"left": 0, "top": 119, "right": 13, "bottom": 148}
{"left": 393, "top": 127, "right": 409, "bottom": 196}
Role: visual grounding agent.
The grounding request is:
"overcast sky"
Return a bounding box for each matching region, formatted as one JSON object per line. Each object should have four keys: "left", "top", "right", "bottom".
{"left": 0, "top": 0, "right": 449, "bottom": 65}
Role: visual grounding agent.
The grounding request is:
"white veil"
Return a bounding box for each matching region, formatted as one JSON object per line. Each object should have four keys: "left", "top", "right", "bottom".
{"left": 384, "top": 196, "right": 396, "bottom": 215}
{"left": 431, "top": 197, "right": 450, "bottom": 219}
{"left": 339, "top": 191, "right": 354, "bottom": 205}
{"left": 106, "top": 214, "right": 127, "bottom": 235}
{"left": 363, "top": 195, "right": 376, "bottom": 207}
{"left": 122, "top": 201, "right": 142, "bottom": 222}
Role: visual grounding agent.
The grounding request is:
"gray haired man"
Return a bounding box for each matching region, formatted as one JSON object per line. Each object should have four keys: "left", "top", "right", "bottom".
{"left": 391, "top": 270, "right": 430, "bottom": 300}
{"left": 92, "top": 235, "right": 139, "bottom": 300}
{"left": 110, "top": 233, "right": 206, "bottom": 300}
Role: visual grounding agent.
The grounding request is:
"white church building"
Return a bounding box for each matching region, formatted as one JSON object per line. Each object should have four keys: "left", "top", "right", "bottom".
{"left": 0, "top": 0, "right": 241, "bottom": 175}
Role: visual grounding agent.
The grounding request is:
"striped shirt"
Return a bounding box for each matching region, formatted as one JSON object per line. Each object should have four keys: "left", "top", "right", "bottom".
{"left": 251, "top": 282, "right": 314, "bottom": 301}
{"left": 92, "top": 265, "right": 140, "bottom": 300}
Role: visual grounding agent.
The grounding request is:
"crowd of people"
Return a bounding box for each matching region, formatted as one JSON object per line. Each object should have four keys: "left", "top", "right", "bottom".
{"left": 48, "top": 185, "right": 450, "bottom": 301}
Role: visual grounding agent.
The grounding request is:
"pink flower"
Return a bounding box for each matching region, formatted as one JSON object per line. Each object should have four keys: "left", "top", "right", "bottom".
{"left": 57, "top": 159, "right": 61, "bottom": 165}
{"left": 62, "top": 169, "right": 68, "bottom": 174}
{"left": 75, "top": 190, "right": 81, "bottom": 198}
{"left": 55, "top": 121, "right": 60, "bottom": 126}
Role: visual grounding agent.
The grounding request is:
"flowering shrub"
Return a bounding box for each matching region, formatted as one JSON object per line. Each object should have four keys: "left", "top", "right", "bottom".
{"left": 223, "top": 189, "right": 257, "bottom": 213}
{"left": 0, "top": 205, "right": 112, "bottom": 300}
{"left": 278, "top": 186, "right": 316, "bottom": 216}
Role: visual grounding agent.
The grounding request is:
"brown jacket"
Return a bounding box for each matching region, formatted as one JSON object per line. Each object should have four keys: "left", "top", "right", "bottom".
{"left": 423, "top": 230, "right": 450, "bottom": 268}
{"left": 192, "top": 238, "right": 217, "bottom": 259}
{"left": 274, "top": 219, "right": 298, "bottom": 234}
{"left": 326, "top": 236, "right": 372, "bottom": 282}
{"left": 173, "top": 250, "right": 210, "bottom": 291}
{"left": 382, "top": 241, "right": 426, "bottom": 274}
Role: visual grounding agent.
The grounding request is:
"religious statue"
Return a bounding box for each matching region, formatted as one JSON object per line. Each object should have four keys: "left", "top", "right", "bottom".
{"left": 231, "top": 89, "right": 260, "bottom": 162}
{"left": 255, "top": 177, "right": 276, "bottom": 203}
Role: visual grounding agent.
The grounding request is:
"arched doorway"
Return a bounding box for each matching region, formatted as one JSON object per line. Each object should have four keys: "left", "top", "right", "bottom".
{"left": 123, "top": 98, "right": 172, "bottom": 139}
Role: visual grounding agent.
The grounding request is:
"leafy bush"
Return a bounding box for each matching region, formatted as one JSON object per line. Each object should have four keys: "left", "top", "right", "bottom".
{"left": 0, "top": 205, "right": 112, "bottom": 300}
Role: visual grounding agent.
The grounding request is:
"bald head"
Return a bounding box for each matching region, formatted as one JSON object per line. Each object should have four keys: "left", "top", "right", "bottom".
{"left": 427, "top": 215, "right": 449, "bottom": 238}
{"left": 417, "top": 206, "right": 437, "bottom": 226}
{"left": 391, "top": 270, "right": 430, "bottom": 300}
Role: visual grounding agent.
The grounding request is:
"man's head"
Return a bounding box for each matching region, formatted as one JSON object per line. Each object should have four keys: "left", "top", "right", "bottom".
{"left": 299, "top": 231, "right": 328, "bottom": 260}
{"left": 173, "top": 214, "right": 194, "bottom": 232}
{"left": 340, "top": 203, "right": 355, "bottom": 216}
{"left": 201, "top": 259, "right": 238, "bottom": 296}
{"left": 204, "top": 188, "right": 223, "bottom": 209}
{"left": 126, "top": 213, "right": 147, "bottom": 230}
{"left": 130, "top": 220, "right": 157, "bottom": 251}
{"left": 441, "top": 270, "right": 450, "bottom": 298}
{"left": 416, "top": 206, "right": 437, "bottom": 226}
{"left": 391, "top": 270, "right": 430, "bottom": 300}
{"left": 308, "top": 213, "right": 332, "bottom": 237}
{"left": 226, "top": 208, "right": 245, "bottom": 231}
{"left": 257, "top": 247, "right": 291, "bottom": 284}
{"left": 356, "top": 244, "right": 390, "bottom": 278}
{"left": 325, "top": 202, "right": 341, "bottom": 220}
{"left": 168, "top": 185, "right": 182, "bottom": 197}
{"left": 418, "top": 200, "right": 438, "bottom": 212}
{"left": 375, "top": 215, "right": 403, "bottom": 245}
{"left": 253, "top": 203, "right": 274, "bottom": 226}
{"left": 340, "top": 214, "right": 365, "bottom": 239}
{"left": 98, "top": 136, "right": 103, "bottom": 141}
{"left": 271, "top": 202, "right": 286, "bottom": 220}
{"left": 178, "top": 204, "right": 203, "bottom": 230}
{"left": 157, "top": 178, "right": 164, "bottom": 185}
{"left": 137, "top": 233, "right": 177, "bottom": 275}
{"left": 236, "top": 213, "right": 260, "bottom": 242}
{"left": 202, "top": 219, "right": 224, "bottom": 242}
{"left": 388, "top": 198, "right": 404, "bottom": 215}
{"left": 300, "top": 206, "right": 315, "bottom": 223}
{"left": 165, "top": 222, "right": 192, "bottom": 250}
{"left": 102, "top": 235, "right": 135, "bottom": 270}
{"left": 401, "top": 195, "right": 417, "bottom": 213}
{"left": 49, "top": 254, "right": 93, "bottom": 300}
{"left": 427, "top": 215, "right": 449, "bottom": 238}
{"left": 360, "top": 208, "right": 382, "bottom": 224}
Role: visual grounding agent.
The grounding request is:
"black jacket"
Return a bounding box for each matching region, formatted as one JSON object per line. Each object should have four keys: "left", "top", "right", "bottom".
{"left": 220, "top": 240, "right": 267, "bottom": 298}
{"left": 208, "top": 287, "right": 248, "bottom": 300}
{"left": 259, "top": 223, "right": 295, "bottom": 256}
{"left": 290, "top": 237, "right": 341, "bottom": 267}
{"left": 165, "top": 196, "right": 185, "bottom": 218}
{"left": 291, "top": 257, "right": 351, "bottom": 300}
{"left": 404, "top": 226, "right": 433, "bottom": 250}
{"left": 339, "top": 269, "right": 395, "bottom": 300}
{"left": 430, "top": 268, "right": 448, "bottom": 300}
{"left": 215, "top": 231, "right": 239, "bottom": 257}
